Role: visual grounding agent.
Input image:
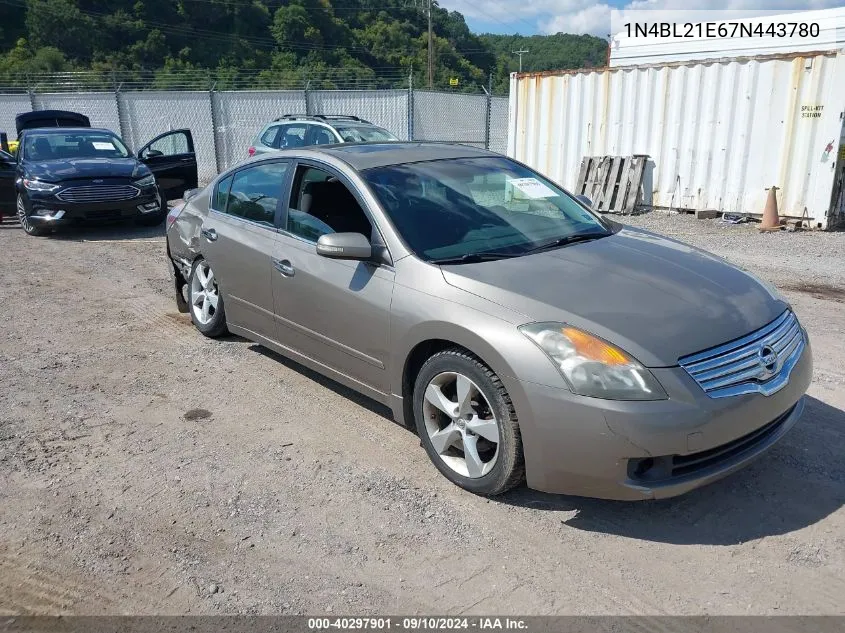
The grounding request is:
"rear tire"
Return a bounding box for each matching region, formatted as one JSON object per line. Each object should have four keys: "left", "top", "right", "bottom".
{"left": 17, "top": 194, "right": 48, "bottom": 237}
{"left": 188, "top": 258, "right": 228, "bottom": 338}
{"left": 413, "top": 348, "right": 525, "bottom": 496}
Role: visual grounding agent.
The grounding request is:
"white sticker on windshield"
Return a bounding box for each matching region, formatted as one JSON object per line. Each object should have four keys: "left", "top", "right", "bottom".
{"left": 92, "top": 141, "right": 115, "bottom": 150}
{"left": 507, "top": 177, "right": 557, "bottom": 199}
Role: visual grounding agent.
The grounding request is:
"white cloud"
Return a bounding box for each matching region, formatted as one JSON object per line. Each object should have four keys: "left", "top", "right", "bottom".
{"left": 545, "top": 4, "right": 614, "bottom": 36}
{"left": 440, "top": 0, "right": 845, "bottom": 36}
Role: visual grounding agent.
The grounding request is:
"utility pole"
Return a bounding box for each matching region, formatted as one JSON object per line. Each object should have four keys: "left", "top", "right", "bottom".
{"left": 513, "top": 49, "right": 529, "bottom": 73}
{"left": 427, "top": 0, "right": 433, "bottom": 88}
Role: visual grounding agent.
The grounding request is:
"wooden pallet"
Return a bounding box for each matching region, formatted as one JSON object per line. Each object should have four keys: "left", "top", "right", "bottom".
{"left": 575, "top": 155, "right": 648, "bottom": 214}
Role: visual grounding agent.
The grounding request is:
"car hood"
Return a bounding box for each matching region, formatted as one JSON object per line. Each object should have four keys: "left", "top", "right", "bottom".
{"left": 26, "top": 157, "right": 148, "bottom": 181}
{"left": 441, "top": 227, "right": 788, "bottom": 367}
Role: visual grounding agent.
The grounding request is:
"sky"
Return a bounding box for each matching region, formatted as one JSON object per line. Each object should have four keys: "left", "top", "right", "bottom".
{"left": 439, "top": 0, "right": 845, "bottom": 36}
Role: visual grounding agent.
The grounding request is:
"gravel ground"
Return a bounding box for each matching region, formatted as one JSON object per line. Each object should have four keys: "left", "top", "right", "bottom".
{"left": 0, "top": 211, "right": 843, "bottom": 616}
{"left": 622, "top": 212, "right": 845, "bottom": 288}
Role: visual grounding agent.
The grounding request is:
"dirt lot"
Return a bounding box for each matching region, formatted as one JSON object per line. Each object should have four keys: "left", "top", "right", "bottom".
{"left": 0, "top": 213, "right": 843, "bottom": 616}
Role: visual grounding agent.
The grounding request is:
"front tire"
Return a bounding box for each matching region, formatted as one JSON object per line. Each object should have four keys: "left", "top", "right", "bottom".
{"left": 413, "top": 349, "right": 525, "bottom": 496}
{"left": 17, "top": 194, "right": 48, "bottom": 236}
{"left": 188, "top": 258, "right": 228, "bottom": 338}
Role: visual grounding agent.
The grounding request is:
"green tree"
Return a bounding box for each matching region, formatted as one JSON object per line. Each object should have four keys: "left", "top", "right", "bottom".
{"left": 1, "top": 0, "right": 607, "bottom": 92}
{"left": 26, "top": 0, "right": 96, "bottom": 61}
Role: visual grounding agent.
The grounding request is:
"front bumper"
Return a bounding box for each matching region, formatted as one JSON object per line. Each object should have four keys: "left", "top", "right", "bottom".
{"left": 23, "top": 187, "right": 160, "bottom": 224}
{"left": 504, "top": 334, "right": 813, "bottom": 500}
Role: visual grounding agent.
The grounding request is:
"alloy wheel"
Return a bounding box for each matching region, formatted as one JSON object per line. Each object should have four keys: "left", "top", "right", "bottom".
{"left": 191, "top": 261, "right": 219, "bottom": 325}
{"left": 422, "top": 371, "right": 500, "bottom": 478}
{"left": 17, "top": 196, "right": 33, "bottom": 234}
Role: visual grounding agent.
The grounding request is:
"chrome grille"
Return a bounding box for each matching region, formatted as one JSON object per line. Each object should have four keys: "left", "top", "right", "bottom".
{"left": 679, "top": 310, "right": 805, "bottom": 399}
{"left": 56, "top": 184, "right": 140, "bottom": 203}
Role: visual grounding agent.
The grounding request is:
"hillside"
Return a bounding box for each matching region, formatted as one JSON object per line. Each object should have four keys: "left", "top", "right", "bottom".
{"left": 481, "top": 33, "right": 608, "bottom": 92}
{"left": 0, "top": 0, "right": 608, "bottom": 93}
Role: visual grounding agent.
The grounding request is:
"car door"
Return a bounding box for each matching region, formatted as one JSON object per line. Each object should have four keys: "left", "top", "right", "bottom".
{"left": 253, "top": 124, "right": 282, "bottom": 156}
{"left": 199, "top": 160, "right": 291, "bottom": 341}
{"left": 271, "top": 161, "right": 394, "bottom": 396}
{"left": 137, "top": 129, "right": 198, "bottom": 200}
{"left": 0, "top": 149, "right": 15, "bottom": 215}
{"left": 275, "top": 123, "right": 309, "bottom": 150}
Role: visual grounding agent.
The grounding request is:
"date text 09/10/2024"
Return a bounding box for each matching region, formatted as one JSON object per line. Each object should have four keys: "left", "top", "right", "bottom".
{"left": 307, "top": 617, "right": 528, "bottom": 630}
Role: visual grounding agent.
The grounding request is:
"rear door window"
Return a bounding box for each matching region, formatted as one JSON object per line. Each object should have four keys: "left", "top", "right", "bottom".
{"left": 277, "top": 124, "right": 308, "bottom": 149}
{"left": 308, "top": 126, "right": 338, "bottom": 146}
{"left": 211, "top": 175, "right": 233, "bottom": 212}
{"left": 225, "top": 161, "right": 289, "bottom": 227}
{"left": 260, "top": 126, "right": 280, "bottom": 148}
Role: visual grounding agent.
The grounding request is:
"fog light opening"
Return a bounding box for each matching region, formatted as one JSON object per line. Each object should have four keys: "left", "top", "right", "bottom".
{"left": 33, "top": 209, "right": 65, "bottom": 220}
{"left": 632, "top": 457, "right": 654, "bottom": 479}
{"left": 138, "top": 201, "right": 160, "bottom": 214}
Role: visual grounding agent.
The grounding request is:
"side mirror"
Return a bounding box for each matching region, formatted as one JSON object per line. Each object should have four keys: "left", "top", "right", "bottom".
{"left": 316, "top": 232, "right": 372, "bottom": 261}
{"left": 141, "top": 148, "right": 164, "bottom": 159}
{"left": 183, "top": 188, "right": 201, "bottom": 202}
{"left": 575, "top": 194, "right": 593, "bottom": 208}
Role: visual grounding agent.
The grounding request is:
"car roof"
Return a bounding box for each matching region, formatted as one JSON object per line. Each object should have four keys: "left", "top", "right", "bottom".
{"left": 271, "top": 115, "right": 382, "bottom": 128}
{"left": 309, "top": 142, "right": 499, "bottom": 170}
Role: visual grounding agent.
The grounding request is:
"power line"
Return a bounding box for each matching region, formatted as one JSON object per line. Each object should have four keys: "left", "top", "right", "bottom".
{"left": 0, "top": 0, "right": 504, "bottom": 62}
{"left": 457, "top": 0, "right": 538, "bottom": 34}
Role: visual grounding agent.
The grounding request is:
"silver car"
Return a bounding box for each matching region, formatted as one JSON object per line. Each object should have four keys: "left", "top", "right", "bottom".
{"left": 248, "top": 115, "right": 398, "bottom": 158}
{"left": 165, "top": 143, "right": 812, "bottom": 500}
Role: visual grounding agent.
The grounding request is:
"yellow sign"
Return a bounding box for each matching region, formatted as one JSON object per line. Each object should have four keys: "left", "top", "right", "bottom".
{"left": 449, "top": 77, "right": 459, "bottom": 86}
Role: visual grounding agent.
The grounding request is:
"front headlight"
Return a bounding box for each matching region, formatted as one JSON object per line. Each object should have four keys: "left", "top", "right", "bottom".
{"left": 134, "top": 174, "right": 156, "bottom": 187}
{"left": 519, "top": 323, "right": 667, "bottom": 401}
{"left": 23, "top": 178, "right": 60, "bottom": 192}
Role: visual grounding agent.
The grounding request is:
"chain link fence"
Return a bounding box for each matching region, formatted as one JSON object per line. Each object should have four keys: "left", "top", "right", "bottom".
{"left": 413, "top": 90, "right": 489, "bottom": 148}
{"left": 0, "top": 93, "right": 31, "bottom": 146}
{"left": 212, "top": 90, "right": 307, "bottom": 174}
{"left": 1, "top": 83, "right": 509, "bottom": 182}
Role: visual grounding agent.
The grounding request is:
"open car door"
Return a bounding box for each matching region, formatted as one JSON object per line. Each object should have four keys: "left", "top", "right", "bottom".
{"left": 137, "top": 129, "right": 198, "bottom": 201}
{"left": 0, "top": 149, "right": 15, "bottom": 217}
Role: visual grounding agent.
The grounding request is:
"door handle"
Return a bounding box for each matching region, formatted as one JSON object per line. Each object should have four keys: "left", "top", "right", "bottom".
{"left": 272, "top": 258, "right": 295, "bottom": 277}
{"left": 201, "top": 228, "right": 217, "bottom": 242}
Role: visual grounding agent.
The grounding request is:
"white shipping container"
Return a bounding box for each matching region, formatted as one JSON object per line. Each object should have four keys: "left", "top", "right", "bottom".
{"left": 508, "top": 51, "right": 845, "bottom": 229}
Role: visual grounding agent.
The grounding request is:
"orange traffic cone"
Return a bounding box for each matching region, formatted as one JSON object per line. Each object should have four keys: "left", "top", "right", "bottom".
{"left": 761, "top": 186, "right": 780, "bottom": 229}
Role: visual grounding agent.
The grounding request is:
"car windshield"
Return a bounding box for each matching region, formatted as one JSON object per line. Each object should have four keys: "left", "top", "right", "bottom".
{"left": 23, "top": 131, "right": 131, "bottom": 161}
{"left": 363, "top": 156, "right": 610, "bottom": 262}
{"left": 336, "top": 126, "right": 397, "bottom": 143}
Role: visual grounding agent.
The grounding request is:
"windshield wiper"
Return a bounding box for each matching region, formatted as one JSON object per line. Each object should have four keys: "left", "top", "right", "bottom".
{"left": 523, "top": 231, "right": 611, "bottom": 254}
{"left": 430, "top": 251, "right": 523, "bottom": 265}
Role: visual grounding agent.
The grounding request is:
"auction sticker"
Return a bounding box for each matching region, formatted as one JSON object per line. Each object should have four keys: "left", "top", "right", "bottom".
{"left": 507, "top": 177, "right": 557, "bottom": 199}
{"left": 92, "top": 141, "right": 116, "bottom": 150}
